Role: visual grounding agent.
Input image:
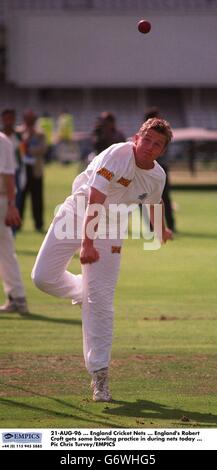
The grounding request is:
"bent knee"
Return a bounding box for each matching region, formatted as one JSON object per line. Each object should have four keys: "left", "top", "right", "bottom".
{"left": 31, "top": 267, "right": 49, "bottom": 292}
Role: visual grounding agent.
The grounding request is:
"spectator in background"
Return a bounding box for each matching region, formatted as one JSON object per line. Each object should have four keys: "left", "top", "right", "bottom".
{"left": 37, "top": 112, "right": 55, "bottom": 163}
{"left": 56, "top": 112, "right": 74, "bottom": 143}
{"left": 187, "top": 140, "right": 196, "bottom": 175}
{"left": 144, "top": 107, "right": 176, "bottom": 232}
{"left": 55, "top": 111, "right": 80, "bottom": 164}
{"left": 0, "top": 131, "right": 28, "bottom": 314}
{"left": 1, "top": 109, "right": 26, "bottom": 216}
{"left": 19, "top": 110, "right": 47, "bottom": 232}
{"left": 91, "top": 111, "right": 126, "bottom": 156}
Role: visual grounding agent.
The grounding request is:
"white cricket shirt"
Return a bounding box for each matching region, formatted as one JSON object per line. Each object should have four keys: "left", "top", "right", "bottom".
{"left": 72, "top": 141, "right": 166, "bottom": 207}
{"left": 0, "top": 132, "right": 16, "bottom": 195}
{"left": 69, "top": 142, "right": 166, "bottom": 238}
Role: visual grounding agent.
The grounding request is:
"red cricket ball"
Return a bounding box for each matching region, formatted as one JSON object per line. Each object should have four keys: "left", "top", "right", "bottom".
{"left": 138, "top": 19, "right": 151, "bottom": 34}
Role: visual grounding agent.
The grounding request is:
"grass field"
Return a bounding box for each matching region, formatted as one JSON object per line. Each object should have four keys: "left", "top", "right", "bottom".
{"left": 0, "top": 163, "right": 217, "bottom": 428}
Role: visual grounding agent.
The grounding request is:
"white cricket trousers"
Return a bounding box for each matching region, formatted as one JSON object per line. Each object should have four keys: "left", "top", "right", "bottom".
{"left": 31, "top": 200, "right": 122, "bottom": 373}
{"left": 0, "top": 198, "right": 25, "bottom": 298}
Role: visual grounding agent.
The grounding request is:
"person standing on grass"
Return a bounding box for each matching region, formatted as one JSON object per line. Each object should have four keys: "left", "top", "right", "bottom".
{"left": 144, "top": 107, "right": 176, "bottom": 232}
{"left": 1, "top": 108, "right": 25, "bottom": 217}
{"left": 0, "top": 131, "right": 28, "bottom": 314}
{"left": 19, "top": 110, "right": 47, "bottom": 233}
{"left": 32, "top": 118, "right": 173, "bottom": 402}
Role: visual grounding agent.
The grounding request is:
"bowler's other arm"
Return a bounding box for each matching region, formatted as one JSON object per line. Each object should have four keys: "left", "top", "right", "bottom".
{"left": 150, "top": 199, "right": 173, "bottom": 244}
{"left": 80, "top": 187, "right": 106, "bottom": 264}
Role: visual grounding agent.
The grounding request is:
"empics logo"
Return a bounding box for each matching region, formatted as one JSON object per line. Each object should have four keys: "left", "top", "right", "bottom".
{"left": 2, "top": 432, "right": 42, "bottom": 443}
{"left": 2, "top": 433, "right": 13, "bottom": 440}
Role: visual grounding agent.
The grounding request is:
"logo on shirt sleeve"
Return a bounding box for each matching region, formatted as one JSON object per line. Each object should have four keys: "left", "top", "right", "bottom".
{"left": 97, "top": 167, "right": 114, "bottom": 181}
{"left": 117, "top": 177, "right": 132, "bottom": 187}
{"left": 111, "top": 246, "right": 122, "bottom": 254}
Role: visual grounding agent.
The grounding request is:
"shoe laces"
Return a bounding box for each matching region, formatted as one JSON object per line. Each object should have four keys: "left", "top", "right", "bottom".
{"left": 92, "top": 369, "right": 109, "bottom": 392}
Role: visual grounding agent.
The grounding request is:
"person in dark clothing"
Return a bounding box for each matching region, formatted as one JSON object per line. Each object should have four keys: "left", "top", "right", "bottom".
{"left": 91, "top": 111, "right": 126, "bottom": 155}
{"left": 143, "top": 107, "right": 176, "bottom": 232}
{"left": 19, "top": 110, "right": 47, "bottom": 232}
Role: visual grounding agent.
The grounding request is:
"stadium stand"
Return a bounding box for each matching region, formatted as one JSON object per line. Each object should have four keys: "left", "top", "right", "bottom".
{"left": 0, "top": 1, "right": 217, "bottom": 138}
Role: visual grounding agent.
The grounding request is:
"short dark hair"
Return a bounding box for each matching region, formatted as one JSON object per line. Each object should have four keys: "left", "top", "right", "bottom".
{"left": 144, "top": 107, "right": 160, "bottom": 121}
{"left": 1, "top": 109, "right": 16, "bottom": 117}
{"left": 100, "top": 111, "right": 116, "bottom": 123}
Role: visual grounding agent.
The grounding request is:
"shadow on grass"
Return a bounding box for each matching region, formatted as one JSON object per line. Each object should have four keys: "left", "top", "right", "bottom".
{"left": 104, "top": 399, "right": 217, "bottom": 426}
{"left": 0, "top": 312, "right": 82, "bottom": 326}
{"left": 177, "top": 230, "right": 217, "bottom": 241}
{"left": 1, "top": 380, "right": 217, "bottom": 427}
{"left": 0, "top": 385, "right": 118, "bottom": 428}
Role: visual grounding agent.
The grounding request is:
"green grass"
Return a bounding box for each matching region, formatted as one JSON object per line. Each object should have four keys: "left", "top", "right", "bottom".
{"left": 0, "top": 162, "right": 217, "bottom": 428}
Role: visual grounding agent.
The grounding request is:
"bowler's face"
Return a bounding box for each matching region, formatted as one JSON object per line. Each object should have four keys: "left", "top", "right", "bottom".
{"left": 134, "top": 129, "right": 167, "bottom": 169}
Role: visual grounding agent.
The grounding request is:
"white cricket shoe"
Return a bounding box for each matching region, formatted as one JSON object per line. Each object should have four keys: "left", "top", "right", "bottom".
{"left": 91, "top": 368, "right": 112, "bottom": 402}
